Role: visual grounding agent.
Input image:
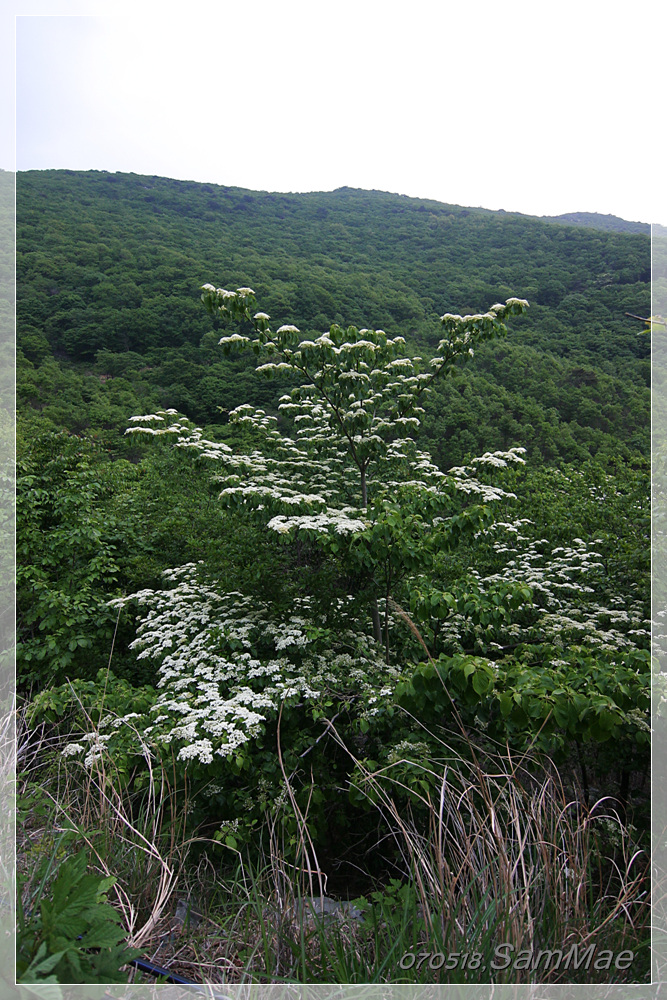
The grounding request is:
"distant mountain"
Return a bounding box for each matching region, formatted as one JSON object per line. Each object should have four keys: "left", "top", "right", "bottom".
{"left": 539, "top": 212, "right": 650, "bottom": 235}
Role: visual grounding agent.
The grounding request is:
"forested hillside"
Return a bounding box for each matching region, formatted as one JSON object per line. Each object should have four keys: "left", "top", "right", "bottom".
{"left": 16, "top": 170, "right": 651, "bottom": 985}
{"left": 17, "top": 169, "right": 649, "bottom": 466}
{"left": 539, "top": 211, "right": 650, "bottom": 235}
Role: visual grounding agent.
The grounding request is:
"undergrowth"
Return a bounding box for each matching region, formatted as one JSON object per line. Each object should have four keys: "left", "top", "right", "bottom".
{"left": 16, "top": 692, "right": 650, "bottom": 986}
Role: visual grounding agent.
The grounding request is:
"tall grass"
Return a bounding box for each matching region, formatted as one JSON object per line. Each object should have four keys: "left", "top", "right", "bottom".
{"left": 0, "top": 700, "right": 16, "bottom": 996}
{"left": 16, "top": 701, "right": 192, "bottom": 972}
{"left": 125, "top": 730, "right": 646, "bottom": 986}
{"left": 16, "top": 696, "right": 650, "bottom": 985}
{"left": 332, "top": 728, "right": 649, "bottom": 984}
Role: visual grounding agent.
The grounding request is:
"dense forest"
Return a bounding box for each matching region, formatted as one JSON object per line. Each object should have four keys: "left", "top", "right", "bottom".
{"left": 16, "top": 170, "right": 651, "bottom": 986}
{"left": 17, "top": 170, "right": 650, "bottom": 465}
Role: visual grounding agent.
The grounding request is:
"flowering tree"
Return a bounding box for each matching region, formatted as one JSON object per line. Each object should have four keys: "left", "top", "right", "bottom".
{"left": 200, "top": 285, "right": 528, "bottom": 504}
{"left": 45, "top": 284, "right": 649, "bottom": 844}
{"left": 129, "top": 287, "right": 529, "bottom": 651}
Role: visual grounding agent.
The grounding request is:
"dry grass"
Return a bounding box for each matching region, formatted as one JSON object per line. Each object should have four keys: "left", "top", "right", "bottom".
{"left": 16, "top": 701, "right": 191, "bottom": 961}
{"left": 122, "top": 724, "right": 650, "bottom": 986}
{"left": 336, "top": 727, "right": 649, "bottom": 982}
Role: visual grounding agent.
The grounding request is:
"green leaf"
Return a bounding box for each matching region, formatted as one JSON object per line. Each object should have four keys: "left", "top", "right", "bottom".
{"left": 472, "top": 670, "right": 491, "bottom": 696}
{"left": 498, "top": 692, "right": 513, "bottom": 717}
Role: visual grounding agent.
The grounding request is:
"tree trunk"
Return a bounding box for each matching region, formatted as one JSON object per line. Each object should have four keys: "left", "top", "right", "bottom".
{"left": 371, "top": 599, "right": 382, "bottom": 643}
{"left": 360, "top": 463, "right": 381, "bottom": 641}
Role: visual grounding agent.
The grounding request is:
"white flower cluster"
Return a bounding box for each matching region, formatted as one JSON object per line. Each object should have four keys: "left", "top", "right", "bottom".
{"left": 103, "top": 565, "right": 400, "bottom": 765}
{"left": 470, "top": 447, "right": 527, "bottom": 468}
{"left": 125, "top": 411, "right": 234, "bottom": 462}
{"left": 482, "top": 524, "right": 649, "bottom": 652}
{"left": 385, "top": 739, "right": 432, "bottom": 764}
{"left": 63, "top": 730, "right": 114, "bottom": 767}
{"left": 267, "top": 510, "right": 368, "bottom": 536}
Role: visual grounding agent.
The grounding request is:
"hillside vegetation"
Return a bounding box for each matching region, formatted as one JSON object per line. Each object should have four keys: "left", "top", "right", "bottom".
{"left": 17, "top": 169, "right": 649, "bottom": 466}
{"left": 16, "top": 171, "right": 651, "bottom": 985}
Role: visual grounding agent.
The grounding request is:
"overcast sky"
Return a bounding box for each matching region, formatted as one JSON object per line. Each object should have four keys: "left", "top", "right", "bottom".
{"left": 6, "top": 3, "right": 666, "bottom": 224}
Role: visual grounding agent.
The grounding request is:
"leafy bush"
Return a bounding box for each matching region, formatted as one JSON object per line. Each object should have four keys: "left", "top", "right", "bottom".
{"left": 17, "top": 848, "right": 140, "bottom": 984}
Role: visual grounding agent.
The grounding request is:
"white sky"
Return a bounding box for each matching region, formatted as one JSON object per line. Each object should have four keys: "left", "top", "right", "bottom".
{"left": 4, "top": 2, "right": 666, "bottom": 224}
